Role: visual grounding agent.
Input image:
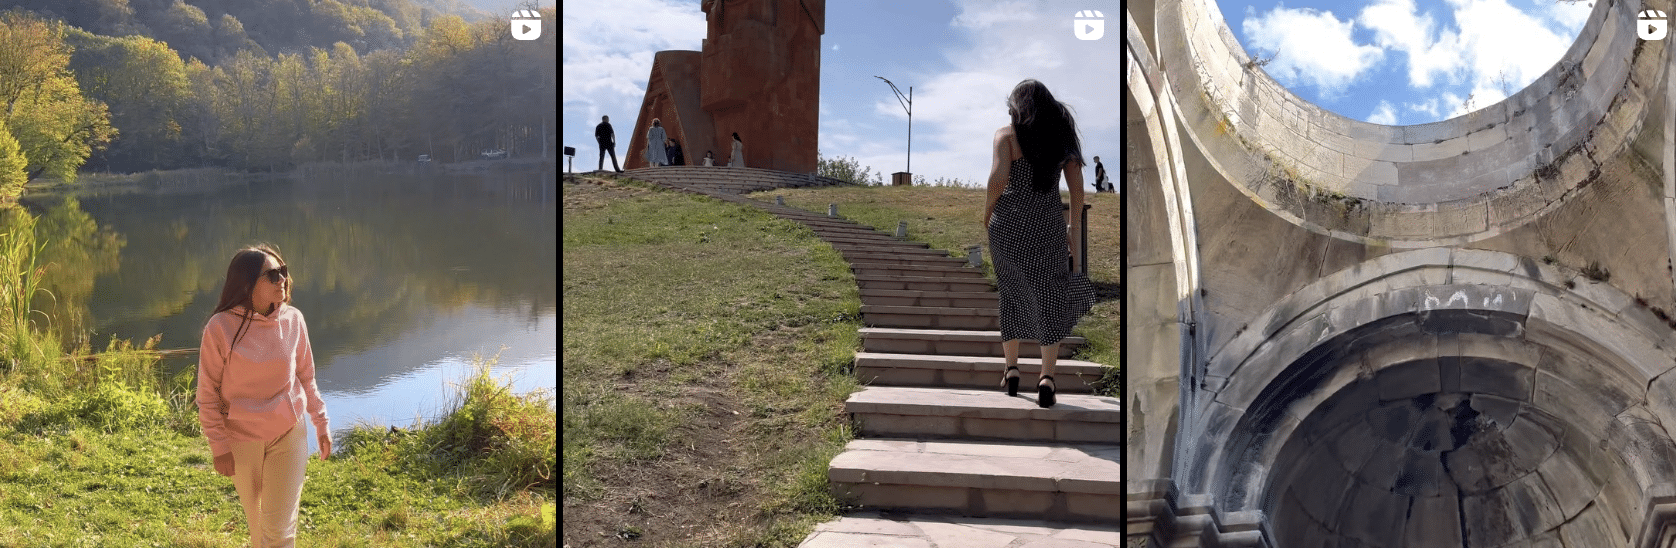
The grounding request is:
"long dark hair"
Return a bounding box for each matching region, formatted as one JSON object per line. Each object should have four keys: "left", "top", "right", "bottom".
{"left": 212, "top": 244, "right": 290, "bottom": 355}
{"left": 1008, "top": 79, "right": 1084, "bottom": 192}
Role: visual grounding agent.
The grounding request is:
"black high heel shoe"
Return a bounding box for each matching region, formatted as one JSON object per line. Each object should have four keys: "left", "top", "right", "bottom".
{"left": 1001, "top": 366, "right": 1021, "bottom": 397}
{"left": 1037, "top": 376, "right": 1056, "bottom": 408}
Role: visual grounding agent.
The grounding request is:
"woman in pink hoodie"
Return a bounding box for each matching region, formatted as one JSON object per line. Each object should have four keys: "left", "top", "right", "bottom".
{"left": 196, "top": 245, "right": 331, "bottom": 548}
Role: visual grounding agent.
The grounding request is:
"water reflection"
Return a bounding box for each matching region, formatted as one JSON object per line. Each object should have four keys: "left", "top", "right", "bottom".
{"left": 18, "top": 168, "right": 557, "bottom": 449}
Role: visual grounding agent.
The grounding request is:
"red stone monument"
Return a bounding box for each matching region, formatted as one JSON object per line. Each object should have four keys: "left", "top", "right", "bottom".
{"left": 625, "top": 0, "right": 824, "bottom": 173}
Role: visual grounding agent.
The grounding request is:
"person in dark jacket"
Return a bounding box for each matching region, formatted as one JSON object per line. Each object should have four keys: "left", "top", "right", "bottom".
{"left": 666, "top": 138, "right": 685, "bottom": 166}
{"left": 595, "top": 116, "right": 621, "bottom": 172}
{"left": 1093, "top": 156, "right": 1110, "bottom": 192}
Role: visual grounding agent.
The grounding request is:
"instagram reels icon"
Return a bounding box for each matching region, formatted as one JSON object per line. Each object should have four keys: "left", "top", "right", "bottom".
{"left": 1074, "top": 10, "right": 1105, "bottom": 40}
{"left": 1641, "top": 10, "right": 1667, "bottom": 40}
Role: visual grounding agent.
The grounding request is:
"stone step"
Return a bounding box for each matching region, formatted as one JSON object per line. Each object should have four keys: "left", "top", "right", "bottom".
{"left": 800, "top": 219, "right": 880, "bottom": 233}
{"left": 839, "top": 251, "right": 968, "bottom": 266}
{"left": 825, "top": 235, "right": 929, "bottom": 248}
{"left": 766, "top": 208, "right": 855, "bottom": 221}
{"left": 812, "top": 229, "right": 903, "bottom": 242}
{"left": 853, "top": 352, "right": 1108, "bottom": 393}
{"left": 860, "top": 328, "right": 1084, "bottom": 358}
{"left": 625, "top": 167, "right": 850, "bottom": 188}
{"left": 797, "top": 512, "right": 1123, "bottom": 548}
{"left": 856, "top": 274, "right": 996, "bottom": 293}
{"left": 860, "top": 288, "right": 997, "bottom": 308}
{"left": 846, "top": 386, "right": 1121, "bottom": 443}
{"left": 862, "top": 304, "right": 1000, "bottom": 330}
{"left": 831, "top": 243, "right": 949, "bottom": 257}
{"left": 852, "top": 263, "right": 988, "bottom": 279}
{"left": 828, "top": 438, "right": 1120, "bottom": 523}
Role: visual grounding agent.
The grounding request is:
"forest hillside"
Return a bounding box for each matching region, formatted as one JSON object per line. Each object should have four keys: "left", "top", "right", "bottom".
{"left": 0, "top": 0, "right": 554, "bottom": 196}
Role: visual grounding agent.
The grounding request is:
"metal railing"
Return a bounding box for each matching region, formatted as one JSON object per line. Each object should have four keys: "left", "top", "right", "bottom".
{"left": 1066, "top": 203, "right": 1090, "bottom": 276}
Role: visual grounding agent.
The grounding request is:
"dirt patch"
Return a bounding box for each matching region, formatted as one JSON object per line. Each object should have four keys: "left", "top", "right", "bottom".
{"left": 562, "top": 324, "right": 849, "bottom": 548}
{"left": 564, "top": 175, "right": 662, "bottom": 213}
{"left": 562, "top": 371, "right": 756, "bottom": 547}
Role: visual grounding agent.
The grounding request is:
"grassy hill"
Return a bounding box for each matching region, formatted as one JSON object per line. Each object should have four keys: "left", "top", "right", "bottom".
{"left": 562, "top": 175, "right": 1118, "bottom": 547}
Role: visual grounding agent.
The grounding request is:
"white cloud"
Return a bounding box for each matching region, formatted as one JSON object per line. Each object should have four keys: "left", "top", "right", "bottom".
{"left": 1406, "top": 97, "right": 1441, "bottom": 118}
{"left": 1367, "top": 101, "right": 1399, "bottom": 125}
{"left": 1447, "top": 0, "right": 1578, "bottom": 94}
{"left": 1243, "top": 6, "right": 1385, "bottom": 97}
{"left": 561, "top": 0, "right": 706, "bottom": 122}
{"left": 1359, "top": 0, "right": 1589, "bottom": 100}
{"left": 1358, "top": 0, "right": 1466, "bottom": 88}
{"left": 951, "top": 1, "right": 1041, "bottom": 29}
{"left": 1228, "top": 0, "right": 1590, "bottom": 124}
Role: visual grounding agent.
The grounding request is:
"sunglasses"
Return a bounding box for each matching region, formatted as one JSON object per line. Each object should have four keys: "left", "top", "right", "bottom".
{"left": 262, "top": 265, "right": 289, "bottom": 284}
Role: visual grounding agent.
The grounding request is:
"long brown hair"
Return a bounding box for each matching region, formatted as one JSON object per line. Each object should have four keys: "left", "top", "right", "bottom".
{"left": 1007, "top": 79, "right": 1084, "bottom": 192}
{"left": 212, "top": 244, "right": 290, "bottom": 355}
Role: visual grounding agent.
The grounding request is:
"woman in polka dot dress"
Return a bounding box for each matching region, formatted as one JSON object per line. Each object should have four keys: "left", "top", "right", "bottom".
{"left": 982, "top": 79, "right": 1096, "bottom": 408}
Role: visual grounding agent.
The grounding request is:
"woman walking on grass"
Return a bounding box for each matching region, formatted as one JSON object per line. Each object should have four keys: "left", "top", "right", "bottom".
{"left": 197, "top": 244, "right": 331, "bottom": 548}
{"left": 983, "top": 79, "right": 1095, "bottom": 408}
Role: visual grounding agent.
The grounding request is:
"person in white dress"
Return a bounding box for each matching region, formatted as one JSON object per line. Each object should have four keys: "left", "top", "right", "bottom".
{"left": 645, "top": 119, "right": 669, "bottom": 166}
{"left": 730, "top": 133, "right": 744, "bottom": 168}
{"left": 702, "top": 151, "right": 715, "bottom": 167}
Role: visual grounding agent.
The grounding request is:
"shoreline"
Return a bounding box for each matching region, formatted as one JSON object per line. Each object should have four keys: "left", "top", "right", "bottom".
{"left": 22, "top": 158, "right": 559, "bottom": 199}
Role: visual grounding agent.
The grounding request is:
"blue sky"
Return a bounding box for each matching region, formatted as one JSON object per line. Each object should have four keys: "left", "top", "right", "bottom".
{"left": 562, "top": 0, "right": 1118, "bottom": 190}
{"left": 1220, "top": 0, "right": 1592, "bottom": 125}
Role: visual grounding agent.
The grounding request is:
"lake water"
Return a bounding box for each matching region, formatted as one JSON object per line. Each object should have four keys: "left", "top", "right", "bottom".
{"left": 18, "top": 167, "right": 557, "bottom": 452}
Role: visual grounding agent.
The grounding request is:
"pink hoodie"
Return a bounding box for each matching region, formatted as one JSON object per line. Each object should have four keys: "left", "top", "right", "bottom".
{"left": 196, "top": 303, "right": 330, "bottom": 457}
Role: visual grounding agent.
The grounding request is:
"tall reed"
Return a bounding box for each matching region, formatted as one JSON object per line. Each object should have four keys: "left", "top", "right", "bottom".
{"left": 0, "top": 209, "right": 57, "bottom": 386}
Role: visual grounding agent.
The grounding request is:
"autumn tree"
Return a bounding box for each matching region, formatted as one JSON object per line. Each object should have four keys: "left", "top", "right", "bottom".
{"left": 67, "top": 28, "right": 193, "bottom": 172}
{"left": 0, "top": 13, "right": 115, "bottom": 185}
{"left": 0, "top": 120, "right": 25, "bottom": 200}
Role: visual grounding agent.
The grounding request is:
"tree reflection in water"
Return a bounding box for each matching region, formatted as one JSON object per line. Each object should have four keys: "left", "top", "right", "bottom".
{"left": 13, "top": 171, "right": 556, "bottom": 391}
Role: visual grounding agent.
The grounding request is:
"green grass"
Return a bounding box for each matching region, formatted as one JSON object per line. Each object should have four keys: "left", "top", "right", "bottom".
{"left": 0, "top": 206, "right": 556, "bottom": 547}
{"left": 563, "top": 175, "right": 863, "bottom": 546}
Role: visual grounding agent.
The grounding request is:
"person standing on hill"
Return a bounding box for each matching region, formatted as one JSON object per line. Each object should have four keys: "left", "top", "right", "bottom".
{"left": 730, "top": 132, "right": 744, "bottom": 168}
{"left": 645, "top": 119, "right": 669, "bottom": 167}
{"left": 982, "top": 79, "right": 1096, "bottom": 408}
{"left": 1093, "top": 156, "right": 1110, "bottom": 192}
{"left": 595, "top": 115, "right": 621, "bottom": 173}
{"left": 197, "top": 244, "right": 331, "bottom": 548}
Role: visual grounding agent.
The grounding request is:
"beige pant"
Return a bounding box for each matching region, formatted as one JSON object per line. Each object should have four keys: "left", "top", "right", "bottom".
{"left": 229, "top": 415, "right": 308, "bottom": 548}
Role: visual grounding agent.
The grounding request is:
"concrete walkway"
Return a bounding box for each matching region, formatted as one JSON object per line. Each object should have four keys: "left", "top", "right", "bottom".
{"left": 617, "top": 171, "right": 1120, "bottom": 547}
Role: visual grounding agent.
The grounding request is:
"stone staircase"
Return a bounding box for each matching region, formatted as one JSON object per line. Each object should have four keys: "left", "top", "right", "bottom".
{"left": 623, "top": 165, "right": 852, "bottom": 194}
{"left": 612, "top": 170, "right": 1121, "bottom": 546}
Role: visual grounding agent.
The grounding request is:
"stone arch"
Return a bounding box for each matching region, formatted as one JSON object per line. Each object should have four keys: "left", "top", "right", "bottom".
{"left": 1125, "top": 17, "right": 1206, "bottom": 486}
{"left": 1152, "top": 0, "right": 1671, "bottom": 246}
{"left": 1186, "top": 248, "right": 1676, "bottom": 546}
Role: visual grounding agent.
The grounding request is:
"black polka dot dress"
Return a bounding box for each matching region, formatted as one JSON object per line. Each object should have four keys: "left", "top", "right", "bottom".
{"left": 988, "top": 157, "right": 1096, "bottom": 347}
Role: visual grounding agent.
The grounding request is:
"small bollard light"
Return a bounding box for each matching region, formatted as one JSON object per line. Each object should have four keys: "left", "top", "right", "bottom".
{"left": 829, "top": 203, "right": 838, "bottom": 217}
{"left": 776, "top": 195, "right": 785, "bottom": 206}
{"left": 896, "top": 221, "right": 907, "bottom": 239}
{"left": 967, "top": 245, "right": 983, "bottom": 268}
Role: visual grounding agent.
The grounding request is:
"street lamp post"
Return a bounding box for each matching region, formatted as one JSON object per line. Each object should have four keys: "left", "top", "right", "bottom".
{"left": 876, "top": 76, "right": 912, "bottom": 183}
